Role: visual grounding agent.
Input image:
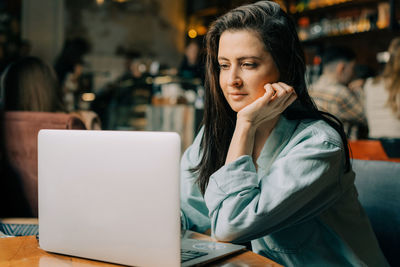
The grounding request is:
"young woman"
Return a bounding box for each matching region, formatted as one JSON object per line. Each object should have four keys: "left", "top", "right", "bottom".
{"left": 364, "top": 37, "right": 400, "bottom": 139}
{"left": 1, "top": 56, "right": 64, "bottom": 112}
{"left": 1, "top": 56, "right": 101, "bottom": 130}
{"left": 180, "top": 1, "right": 388, "bottom": 266}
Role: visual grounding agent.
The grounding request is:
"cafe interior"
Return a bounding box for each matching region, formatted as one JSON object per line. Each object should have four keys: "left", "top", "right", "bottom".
{"left": 0, "top": 0, "right": 399, "bottom": 266}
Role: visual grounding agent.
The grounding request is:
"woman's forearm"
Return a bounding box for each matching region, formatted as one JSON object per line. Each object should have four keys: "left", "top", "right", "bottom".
{"left": 225, "top": 120, "right": 256, "bottom": 165}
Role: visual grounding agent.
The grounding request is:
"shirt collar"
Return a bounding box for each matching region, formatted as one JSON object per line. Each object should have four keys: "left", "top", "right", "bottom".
{"left": 256, "top": 116, "right": 299, "bottom": 170}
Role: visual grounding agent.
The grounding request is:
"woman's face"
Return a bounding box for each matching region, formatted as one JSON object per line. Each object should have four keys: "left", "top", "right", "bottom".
{"left": 218, "top": 30, "right": 280, "bottom": 112}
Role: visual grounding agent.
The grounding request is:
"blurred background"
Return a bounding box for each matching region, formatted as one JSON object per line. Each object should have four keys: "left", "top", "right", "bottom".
{"left": 0, "top": 0, "right": 399, "bottom": 148}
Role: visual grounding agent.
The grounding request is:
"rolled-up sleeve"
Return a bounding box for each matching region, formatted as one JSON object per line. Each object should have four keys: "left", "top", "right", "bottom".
{"left": 205, "top": 132, "right": 345, "bottom": 243}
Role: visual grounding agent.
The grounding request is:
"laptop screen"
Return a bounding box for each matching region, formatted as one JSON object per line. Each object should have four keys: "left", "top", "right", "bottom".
{"left": 38, "top": 130, "right": 181, "bottom": 266}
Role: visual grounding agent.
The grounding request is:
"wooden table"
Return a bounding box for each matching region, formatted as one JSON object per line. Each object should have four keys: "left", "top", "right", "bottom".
{"left": 0, "top": 223, "right": 282, "bottom": 267}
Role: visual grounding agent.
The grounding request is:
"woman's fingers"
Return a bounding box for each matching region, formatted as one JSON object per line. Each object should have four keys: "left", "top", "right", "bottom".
{"left": 267, "top": 82, "right": 295, "bottom": 105}
{"left": 263, "top": 83, "right": 276, "bottom": 102}
{"left": 239, "top": 82, "right": 297, "bottom": 126}
{"left": 271, "top": 83, "right": 286, "bottom": 97}
{"left": 261, "top": 82, "right": 297, "bottom": 116}
{"left": 278, "top": 82, "right": 295, "bottom": 94}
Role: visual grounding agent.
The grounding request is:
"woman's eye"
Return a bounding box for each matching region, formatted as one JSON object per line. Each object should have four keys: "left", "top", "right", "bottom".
{"left": 219, "top": 64, "right": 229, "bottom": 70}
{"left": 242, "top": 62, "right": 257, "bottom": 68}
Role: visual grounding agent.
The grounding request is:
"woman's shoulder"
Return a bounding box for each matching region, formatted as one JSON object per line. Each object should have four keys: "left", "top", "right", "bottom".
{"left": 293, "top": 118, "right": 343, "bottom": 149}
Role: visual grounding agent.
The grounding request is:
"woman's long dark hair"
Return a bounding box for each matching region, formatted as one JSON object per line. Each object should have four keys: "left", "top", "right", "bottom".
{"left": 193, "top": 1, "right": 350, "bottom": 195}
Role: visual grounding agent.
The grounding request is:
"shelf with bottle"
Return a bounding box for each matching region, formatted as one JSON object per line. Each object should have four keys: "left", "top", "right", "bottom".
{"left": 293, "top": 0, "right": 393, "bottom": 41}
{"left": 301, "top": 27, "right": 398, "bottom": 44}
{"left": 288, "top": 0, "right": 388, "bottom": 16}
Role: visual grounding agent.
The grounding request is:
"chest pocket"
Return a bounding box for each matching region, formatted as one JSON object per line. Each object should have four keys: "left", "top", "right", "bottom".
{"left": 264, "top": 219, "right": 318, "bottom": 254}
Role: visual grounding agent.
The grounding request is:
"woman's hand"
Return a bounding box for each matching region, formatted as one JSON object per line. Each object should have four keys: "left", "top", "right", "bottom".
{"left": 237, "top": 82, "right": 297, "bottom": 129}
{"left": 225, "top": 82, "right": 297, "bottom": 165}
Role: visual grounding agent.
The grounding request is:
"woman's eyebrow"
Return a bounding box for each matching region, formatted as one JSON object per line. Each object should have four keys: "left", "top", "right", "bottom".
{"left": 218, "top": 56, "right": 263, "bottom": 61}
{"left": 237, "top": 56, "right": 262, "bottom": 61}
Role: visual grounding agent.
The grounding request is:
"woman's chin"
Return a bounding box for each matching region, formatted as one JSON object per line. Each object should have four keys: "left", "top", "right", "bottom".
{"left": 229, "top": 99, "right": 254, "bottom": 113}
{"left": 228, "top": 103, "right": 242, "bottom": 113}
{"left": 230, "top": 104, "right": 246, "bottom": 113}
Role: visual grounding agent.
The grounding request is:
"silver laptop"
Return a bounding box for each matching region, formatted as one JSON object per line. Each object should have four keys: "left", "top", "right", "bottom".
{"left": 38, "top": 129, "right": 245, "bottom": 267}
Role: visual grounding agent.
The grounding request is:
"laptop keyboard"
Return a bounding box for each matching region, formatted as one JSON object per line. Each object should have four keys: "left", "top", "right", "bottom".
{"left": 181, "top": 249, "right": 208, "bottom": 263}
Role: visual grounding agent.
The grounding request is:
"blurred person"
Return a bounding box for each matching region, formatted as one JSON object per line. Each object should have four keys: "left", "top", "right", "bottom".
{"left": 62, "top": 62, "right": 84, "bottom": 112}
{"left": 1, "top": 56, "right": 100, "bottom": 130}
{"left": 0, "top": 57, "right": 63, "bottom": 215}
{"left": 180, "top": 1, "right": 388, "bottom": 266}
{"left": 54, "top": 37, "right": 90, "bottom": 86}
{"left": 310, "top": 46, "right": 368, "bottom": 139}
{"left": 54, "top": 37, "right": 91, "bottom": 112}
{"left": 348, "top": 64, "right": 376, "bottom": 93}
{"left": 364, "top": 38, "right": 400, "bottom": 138}
{"left": 119, "top": 53, "right": 147, "bottom": 82}
{"left": 363, "top": 38, "right": 400, "bottom": 156}
{"left": 113, "top": 55, "right": 151, "bottom": 106}
{"left": 178, "top": 39, "right": 205, "bottom": 82}
{"left": 92, "top": 53, "right": 151, "bottom": 130}
{"left": 1, "top": 56, "right": 64, "bottom": 112}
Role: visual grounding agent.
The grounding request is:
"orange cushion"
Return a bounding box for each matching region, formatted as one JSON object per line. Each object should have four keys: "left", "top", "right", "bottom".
{"left": 348, "top": 140, "right": 389, "bottom": 161}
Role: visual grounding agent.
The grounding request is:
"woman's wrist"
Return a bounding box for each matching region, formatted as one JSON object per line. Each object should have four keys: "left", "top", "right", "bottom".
{"left": 236, "top": 116, "right": 256, "bottom": 134}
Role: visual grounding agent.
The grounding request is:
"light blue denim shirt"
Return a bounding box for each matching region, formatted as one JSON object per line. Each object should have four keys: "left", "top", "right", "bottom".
{"left": 180, "top": 116, "right": 388, "bottom": 267}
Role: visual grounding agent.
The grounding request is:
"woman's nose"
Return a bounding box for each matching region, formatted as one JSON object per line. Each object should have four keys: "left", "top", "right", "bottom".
{"left": 227, "top": 68, "right": 242, "bottom": 87}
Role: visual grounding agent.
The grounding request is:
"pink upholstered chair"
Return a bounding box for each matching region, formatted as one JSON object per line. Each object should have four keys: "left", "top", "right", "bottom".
{"left": 4, "top": 111, "right": 86, "bottom": 217}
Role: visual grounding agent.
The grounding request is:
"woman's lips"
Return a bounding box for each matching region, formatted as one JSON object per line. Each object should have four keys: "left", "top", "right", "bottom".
{"left": 229, "top": 93, "right": 247, "bottom": 100}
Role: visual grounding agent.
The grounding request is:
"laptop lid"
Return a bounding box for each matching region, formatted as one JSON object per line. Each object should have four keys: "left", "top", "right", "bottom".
{"left": 38, "top": 129, "right": 181, "bottom": 267}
